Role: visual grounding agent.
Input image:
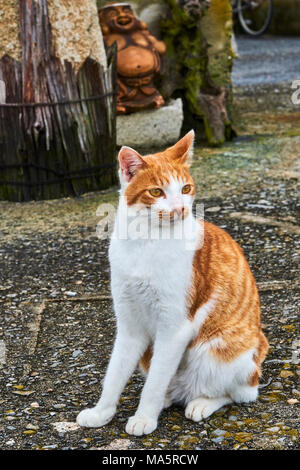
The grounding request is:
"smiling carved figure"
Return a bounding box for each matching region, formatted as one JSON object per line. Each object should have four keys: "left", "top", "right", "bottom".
{"left": 98, "top": 3, "right": 166, "bottom": 114}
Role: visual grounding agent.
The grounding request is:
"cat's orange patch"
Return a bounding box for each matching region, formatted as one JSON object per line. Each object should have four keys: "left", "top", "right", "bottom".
{"left": 248, "top": 370, "right": 259, "bottom": 387}
{"left": 187, "top": 221, "right": 268, "bottom": 369}
{"left": 140, "top": 345, "right": 153, "bottom": 373}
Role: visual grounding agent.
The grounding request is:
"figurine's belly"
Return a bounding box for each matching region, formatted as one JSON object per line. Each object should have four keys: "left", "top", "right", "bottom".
{"left": 118, "top": 47, "right": 156, "bottom": 77}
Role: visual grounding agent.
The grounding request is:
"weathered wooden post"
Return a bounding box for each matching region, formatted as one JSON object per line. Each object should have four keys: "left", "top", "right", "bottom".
{"left": 0, "top": 0, "right": 117, "bottom": 201}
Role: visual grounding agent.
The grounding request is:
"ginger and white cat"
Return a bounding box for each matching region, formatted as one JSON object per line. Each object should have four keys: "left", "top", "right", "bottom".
{"left": 77, "top": 130, "right": 269, "bottom": 436}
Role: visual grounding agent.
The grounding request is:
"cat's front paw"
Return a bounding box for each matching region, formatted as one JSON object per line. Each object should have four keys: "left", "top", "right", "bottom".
{"left": 125, "top": 414, "right": 157, "bottom": 436}
{"left": 76, "top": 406, "right": 115, "bottom": 428}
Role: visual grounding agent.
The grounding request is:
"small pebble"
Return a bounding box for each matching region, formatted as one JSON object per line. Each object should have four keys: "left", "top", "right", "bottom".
{"left": 72, "top": 350, "right": 83, "bottom": 358}
{"left": 280, "top": 370, "right": 293, "bottom": 378}
{"left": 212, "top": 429, "right": 227, "bottom": 436}
{"left": 6, "top": 439, "right": 15, "bottom": 446}
{"left": 171, "top": 425, "right": 181, "bottom": 431}
{"left": 50, "top": 362, "right": 61, "bottom": 368}
{"left": 229, "top": 415, "right": 238, "bottom": 421}
{"left": 26, "top": 423, "right": 39, "bottom": 430}
{"left": 206, "top": 206, "right": 221, "bottom": 213}
{"left": 66, "top": 291, "right": 77, "bottom": 297}
{"left": 271, "top": 381, "right": 283, "bottom": 389}
{"left": 88, "top": 379, "right": 98, "bottom": 385}
{"left": 266, "top": 426, "right": 280, "bottom": 432}
{"left": 211, "top": 436, "right": 224, "bottom": 443}
{"left": 52, "top": 421, "right": 80, "bottom": 433}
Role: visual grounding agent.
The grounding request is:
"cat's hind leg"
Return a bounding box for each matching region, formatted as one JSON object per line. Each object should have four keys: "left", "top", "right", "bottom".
{"left": 185, "top": 396, "right": 232, "bottom": 422}
{"left": 229, "top": 383, "right": 258, "bottom": 403}
{"left": 181, "top": 340, "right": 262, "bottom": 423}
{"left": 184, "top": 383, "right": 258, "bottom": 423}
{"left": 163, "top": 394, "right": 173, "bottom": 409}
{"left": 184, "top": 357, "right": 260, "bottom": 423}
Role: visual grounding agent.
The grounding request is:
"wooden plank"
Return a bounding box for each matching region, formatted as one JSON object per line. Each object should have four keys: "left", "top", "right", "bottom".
{"left": 0, "top": 79, "right": 5, "bottom": 103}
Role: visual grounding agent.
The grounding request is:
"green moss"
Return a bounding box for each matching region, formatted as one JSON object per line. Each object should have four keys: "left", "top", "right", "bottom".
{"left": 160, "top": 0, "right": 206, "bottom": 114}
{"left": 160, "top": 0, "right": 233, "bottom": 146}
{"left": 242, "top": 418, "right": 260, "bottom": 428}
{"left": 142, "top": 439, "right": 153, "bottom": 447}
{"left": 200, "top": 0, "right": 233, "bottom": 87}
{"left": 234, "top": 432, "right": 253, "bottom": 443}
{"left": 260, "top": 391, "right": 285, "bottom": 403}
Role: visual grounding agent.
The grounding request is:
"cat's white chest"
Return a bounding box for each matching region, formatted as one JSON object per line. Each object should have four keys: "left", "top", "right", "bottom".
{"left": 110, "top": 237, "right": 192, "bottom": 290}
{"left": 109, "top": 237, "right": 195, "bottom": 332}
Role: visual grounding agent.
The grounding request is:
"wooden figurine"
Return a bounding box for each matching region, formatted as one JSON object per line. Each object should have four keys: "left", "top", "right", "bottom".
{"left": 98, "top": 3, "right": 166, "bottom": 114}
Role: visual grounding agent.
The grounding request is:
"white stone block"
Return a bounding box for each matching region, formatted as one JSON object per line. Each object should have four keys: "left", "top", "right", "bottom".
{"left": 116, "top": 98, "right": 183, "bottom": 150}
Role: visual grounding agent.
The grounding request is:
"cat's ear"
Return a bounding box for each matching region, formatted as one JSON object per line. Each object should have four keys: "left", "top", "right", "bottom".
{"left": 168, "top": 130, "right": 195, "bottom": 165}
{"left": 118, "top": 146, "right": 147, "bottom": 183}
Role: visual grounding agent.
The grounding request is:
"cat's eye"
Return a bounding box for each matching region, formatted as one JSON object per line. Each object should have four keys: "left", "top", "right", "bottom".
{"left": 149, "top": 188, "right": 163, "bottom": 197}
{"left": 182, "top": 184, "right": 192, "bottom": 194}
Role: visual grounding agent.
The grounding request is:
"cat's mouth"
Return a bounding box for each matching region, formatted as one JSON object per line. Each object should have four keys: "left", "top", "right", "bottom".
{"left": 135, "top": 207, "right": 190, "bottom": 226}
{"left": 158, "top": 208, "right": 189, "bottom": 222}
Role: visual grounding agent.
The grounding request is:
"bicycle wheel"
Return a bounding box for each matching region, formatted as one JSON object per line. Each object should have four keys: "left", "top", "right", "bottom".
{"left": 237, "top": 0, "right": 273, "bottom": 36}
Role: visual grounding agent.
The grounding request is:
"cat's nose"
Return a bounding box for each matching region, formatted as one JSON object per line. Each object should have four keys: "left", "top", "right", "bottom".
{"left": 173, "top": 205, "right": 185, "bottom": 216}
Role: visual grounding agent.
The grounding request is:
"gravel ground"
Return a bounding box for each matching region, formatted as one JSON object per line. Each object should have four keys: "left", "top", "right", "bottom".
{"left": 0, "top": 38, "right": 299, "bottom": 450}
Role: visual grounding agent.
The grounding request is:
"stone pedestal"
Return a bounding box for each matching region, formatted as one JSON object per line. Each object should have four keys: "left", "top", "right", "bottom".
{"left": 116, "top": 98, "right": 183, "bottom": 150}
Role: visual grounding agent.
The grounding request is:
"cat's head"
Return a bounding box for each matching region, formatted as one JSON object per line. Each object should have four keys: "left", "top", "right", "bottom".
{"left": 118, "top": 130, "right": 195, "bottom": 224}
